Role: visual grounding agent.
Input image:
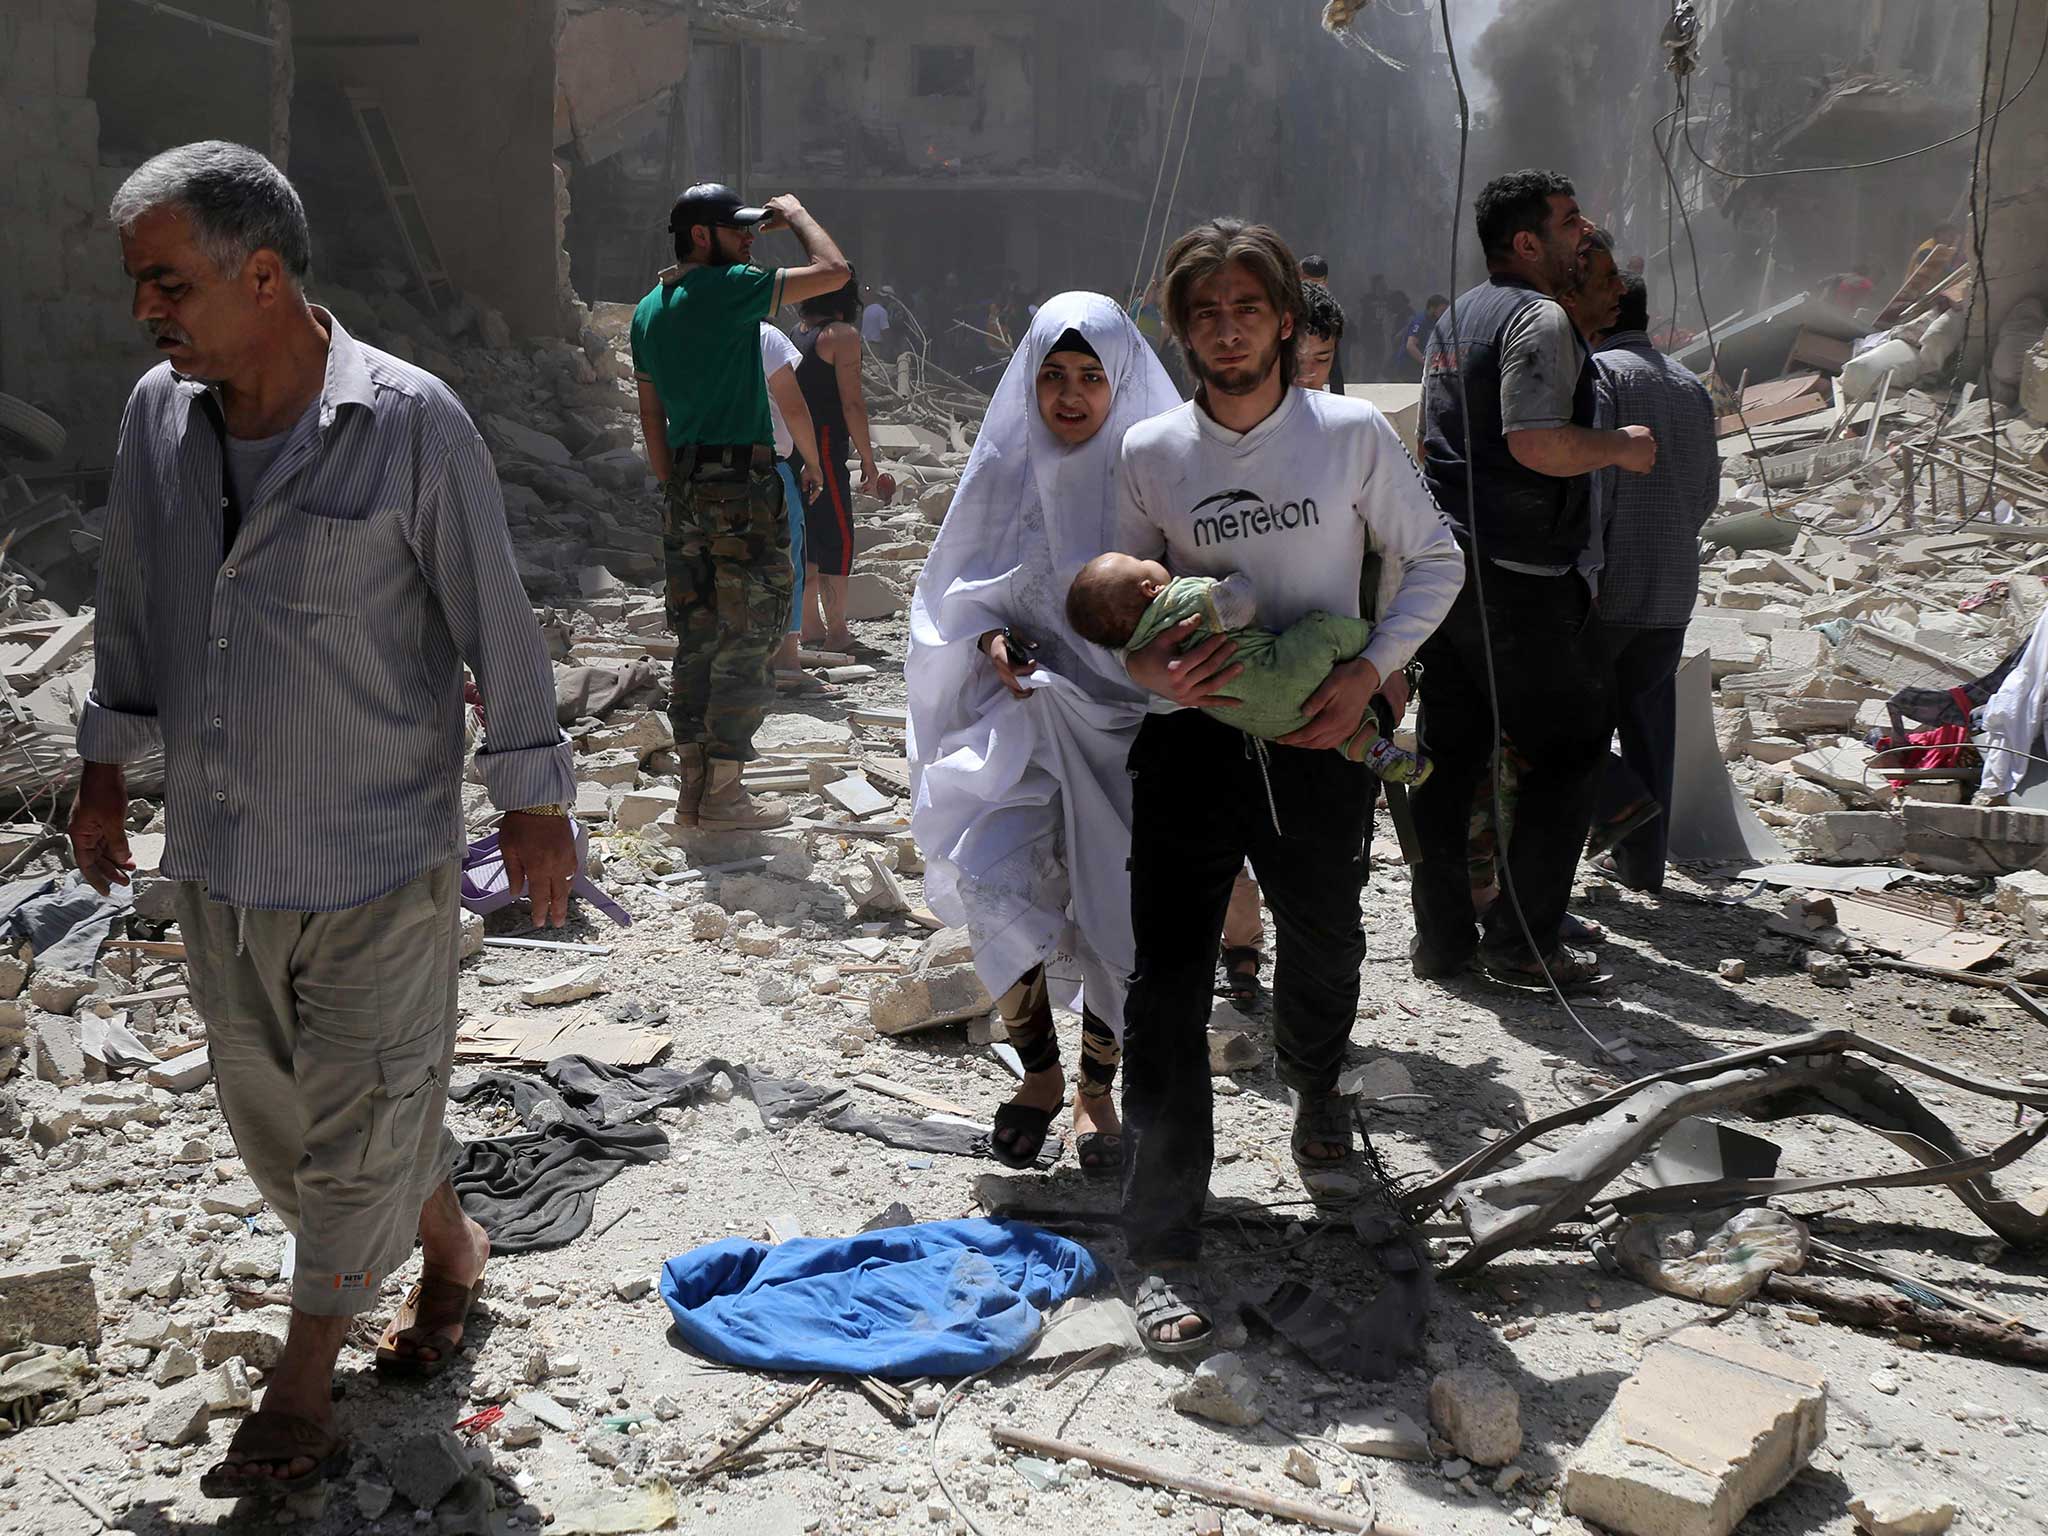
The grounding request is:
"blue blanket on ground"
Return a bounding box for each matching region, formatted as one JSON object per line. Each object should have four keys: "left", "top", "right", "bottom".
{"left": 659, "top": 1218, "right": 1100, "bottom": 1377}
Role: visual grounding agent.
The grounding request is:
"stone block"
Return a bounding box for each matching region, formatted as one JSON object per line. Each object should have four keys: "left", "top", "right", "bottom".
{"left": 0, "top": 1261, "right": 99, "bottom": 1347}
{"left": 1790, "top": 742, "right": 1891, "bottom": 806}
{"left": 1428, "top": 1367, "right": 1521, "bottom": 1467}
{"left": 1685, "top": 616, "right": 1767, "bottom": 680}
{"left": 202, "top": 1357, "right": 252, "bottom": 1412}
{"left": 519, "top": 963, "right": 607, "bottom": 1006}
{"left": 1563, "top": 1326, "right": 1826, "bottom": 1536}
{"left": 145, "top": 1046, "right": 212, "bottom": 1093}
{"left": 1904, "top": 801, "right": 2048, "bottom": 875}
{"left": 1805, "top": 811, "right": 1905, "bottom": 864}
{"left": 1331, "top": 1406, "right": 1431, "bottom": 1461}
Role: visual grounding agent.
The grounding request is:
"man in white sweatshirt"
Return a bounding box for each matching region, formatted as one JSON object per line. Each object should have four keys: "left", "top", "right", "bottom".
{"left": 1114, "top": 218, "right": 1464, "bottom": 1349}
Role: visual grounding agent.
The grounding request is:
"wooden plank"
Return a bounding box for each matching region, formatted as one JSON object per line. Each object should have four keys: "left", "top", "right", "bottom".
{"left": 851, "top": 1072, "right": 979, "bottom": 1119}
{"left": 823, "top": 774, "right": 894, "bottom": 820}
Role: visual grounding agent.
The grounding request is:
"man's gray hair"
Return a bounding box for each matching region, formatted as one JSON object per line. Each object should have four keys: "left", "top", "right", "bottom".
{"left": 109, "top": 140, "right": 312, "bottom": 281}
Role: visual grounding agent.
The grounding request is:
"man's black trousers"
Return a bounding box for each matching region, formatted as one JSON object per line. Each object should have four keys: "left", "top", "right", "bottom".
{"left": 1594, "top": 624, "right": 1688, "bottom": 892}
{"left": 1119, "top": 709, "right": 1376, "bottom": 1264}
{"left": 1409, "top": 557, "right": 1614, "bottom": 967}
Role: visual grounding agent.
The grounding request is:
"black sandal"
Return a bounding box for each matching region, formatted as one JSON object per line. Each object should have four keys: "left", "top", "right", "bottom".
{"left": 1136, "top": 1269, "right": 1214, "bottom": 1356}
{"left": 991, "top": 1100, "right": 1056, "bottom": 1169}
{"left": 1074, "top": 1130, "right": 1123, "bottom": 1177}
{"left": 1217, "top": 945, "right": 1263, "bottom": 1008}
{"left": 1291, "top": 1089, "right": 1355, "bottom": 1170}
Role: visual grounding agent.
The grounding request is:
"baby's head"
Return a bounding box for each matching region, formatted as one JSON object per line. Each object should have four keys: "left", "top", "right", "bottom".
{"left": 1066, "top": 552, "right": 1172, "bottom": 648}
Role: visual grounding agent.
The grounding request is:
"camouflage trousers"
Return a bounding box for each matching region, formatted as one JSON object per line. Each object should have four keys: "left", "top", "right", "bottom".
{"left": 663, "top": 465, "right": 792, "bottom": 762}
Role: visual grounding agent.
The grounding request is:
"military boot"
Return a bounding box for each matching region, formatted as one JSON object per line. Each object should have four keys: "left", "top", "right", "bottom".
{"left": 675, "top": 744, "right": 706, "bottom": 828}
{"left": 697, "top": 756, "right": 790, "bottom": 831}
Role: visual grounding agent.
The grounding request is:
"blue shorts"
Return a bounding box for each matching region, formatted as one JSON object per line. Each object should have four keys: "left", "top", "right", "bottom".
{"left": 775, "top": 459, "right": 805, "bottom": 635}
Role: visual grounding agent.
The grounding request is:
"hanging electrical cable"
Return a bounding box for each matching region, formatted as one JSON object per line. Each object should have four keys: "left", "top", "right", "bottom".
{"left": 1429, "top": 0, "right": 1635, "bottom": 1065}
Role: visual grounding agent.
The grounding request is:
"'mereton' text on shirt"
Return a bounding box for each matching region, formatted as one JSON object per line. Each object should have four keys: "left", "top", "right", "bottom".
{"left": 1190, "top": 489, "right": 1321, "bottom": 548}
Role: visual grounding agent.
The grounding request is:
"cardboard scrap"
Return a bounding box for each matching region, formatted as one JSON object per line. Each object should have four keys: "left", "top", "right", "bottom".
{"left": 456, "top": 1011, "right": 670, "bottom": 1067}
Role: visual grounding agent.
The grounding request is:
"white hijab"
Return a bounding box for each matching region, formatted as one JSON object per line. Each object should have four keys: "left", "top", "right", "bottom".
{"left": 908, "top": 292, "right": 1183, "bottom": 771}
{"left": 905, "top": 293, "right": 1182, "bottom": 1025}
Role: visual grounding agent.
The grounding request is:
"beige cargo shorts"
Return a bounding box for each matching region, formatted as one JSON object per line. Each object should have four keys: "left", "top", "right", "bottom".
{"left": 176, "top": 862, "right": 463, "bottom": 1317}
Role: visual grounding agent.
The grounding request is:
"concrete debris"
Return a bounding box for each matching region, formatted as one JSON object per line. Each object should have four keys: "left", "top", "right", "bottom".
{"left": 143, "top": 1385, "right": 210, "bottom": 1447}
{"left": 519, "top": 962, "right": 608, "bottom": 1006}
{"left": 385, "top": 1429, "right": 471, "bottom": 1510}
{"left": 1283, "top": 1446, "right": 1322, "bottom": 1487}
{"left": 1331, "top": 1406, "right": 1432, "bottom": 1461}
{"left": 1565, "top": 1326, "right": 1825, "bottom": 1536}
{"left": 1428, "top": 1367, "right": 1522, "bottom": 1467}
{"left": 201, "top": 1358, "right": 252, "bottom": 1413}
{"left": 0, "top": 1262, "right": 99, "bottom": 1348}
{"left": 1171, "top": 1351, "right": 1263, "bottom": 1427}
{"left": 1849, "top": 1489, "right": 1958, "bottom": 1536}
{"left": 201, "top": 1310, "right": 290, "bottom": 1372}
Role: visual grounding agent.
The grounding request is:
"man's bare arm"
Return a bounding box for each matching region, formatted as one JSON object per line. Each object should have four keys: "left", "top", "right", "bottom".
{"left": 636, "top": 377, "right": 673, "bottom": 483}
{"left": 1507, "top": 422, "right": 1655, "bottom": 478}
{"left": 767, "top": 365, "right": 823, "bottom": 496}
{"left": 829, "top": 328, "right": 880, "bottom": 492}
{"left": 762, "top": 195, "right": 850, "bottom": 307}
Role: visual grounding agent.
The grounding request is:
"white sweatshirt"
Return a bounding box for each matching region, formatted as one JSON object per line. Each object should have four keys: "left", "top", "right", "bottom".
{"left": 1116, "top": 387, "right": 1465, "bottom": 683}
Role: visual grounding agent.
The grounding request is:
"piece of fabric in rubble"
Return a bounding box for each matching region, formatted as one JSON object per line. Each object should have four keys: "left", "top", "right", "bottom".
{"left": 1978, "top": 622, "right": 2048, "bottom": 798}
{"left": 554, "top": 660, "right": 663, "bottom": 725}
{"left": 449, "top": 1056, "right": 832, "bottom": 1253}
{"left": 1876, "top": 723, "right": 1976, "bottom": 786}
{"left": 660, "top": 1218, "right": 1101, "bottom": 1376}
{"left": 0, "top": 871, "right": 133, "bottom": 973}
{"left": 907, "top": 292, "right": 1183, "bottom": 1040}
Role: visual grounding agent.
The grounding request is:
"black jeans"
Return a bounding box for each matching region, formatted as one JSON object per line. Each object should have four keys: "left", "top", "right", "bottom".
{"left": 1120, "top": 709, "right": 1376, "bottom": 1264}
{"left": 1595, "top": 624, "right": 1688, "bottom": 892}
{"left": 1409, "top": 557, "right": 1614, "bottom": 965}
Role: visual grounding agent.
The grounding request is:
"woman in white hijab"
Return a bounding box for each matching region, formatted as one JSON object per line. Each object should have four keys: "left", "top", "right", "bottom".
{"left": 908, "top": 293, "right": 1181, "bottom": 1173}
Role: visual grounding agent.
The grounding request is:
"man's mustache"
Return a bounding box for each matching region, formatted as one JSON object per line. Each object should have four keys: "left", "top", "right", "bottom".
{"left": 145, "top": 320, "right": 193, "bottom": 346}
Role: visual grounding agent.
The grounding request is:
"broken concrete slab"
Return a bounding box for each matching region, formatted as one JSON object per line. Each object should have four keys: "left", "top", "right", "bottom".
{"left": 29, "top": 1014, "right": 86, "bottom": 1086}
{"left": 843, "top": 572, "right": 904, "bottom": 621}
{"left": 1806, "top": 811, "right": 1906, "bottom": 864}
{"left": 869, "top": 967, "right": 993, "bottom": 1036}
{"left": 144, "top": 1385, "right": 211, "bottom": 1447}
{"left": 1789, "top": 742, "right": 1892, "bottom": 806}
{"left": 1563, "top": 1326, "right": 1826, "bottom": 1536}
{"left": 1904, "top": 801, "right": 2048, "bottom": 875}
{"left": 144, "top": 1045, "right": 211, "bottom": 1093}
{"left": 0, "top": 1261, "right": 99, "bottom": 1347}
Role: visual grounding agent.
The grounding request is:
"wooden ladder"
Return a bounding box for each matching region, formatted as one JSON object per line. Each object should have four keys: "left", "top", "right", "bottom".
{"left": 344, "top": 89, "right": 456, "bottom": 313}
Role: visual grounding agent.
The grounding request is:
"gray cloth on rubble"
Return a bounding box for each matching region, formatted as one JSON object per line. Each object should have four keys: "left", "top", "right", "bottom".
{"left": 817, "top": 1100, "right": 1063, "bottom": 1169}
{"left": 448, "top": 1056, "right": 839, "bottom": 1252}
{"left": 554, "top": 660, "right": 663, "bottom": 725}
{"left": 0, "top": 871, "right": 132, "bottom": 973}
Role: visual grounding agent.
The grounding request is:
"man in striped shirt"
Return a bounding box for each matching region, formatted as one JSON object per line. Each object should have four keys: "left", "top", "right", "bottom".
{"left": 68, "top": 142, "right": 576, "bottom": 1499}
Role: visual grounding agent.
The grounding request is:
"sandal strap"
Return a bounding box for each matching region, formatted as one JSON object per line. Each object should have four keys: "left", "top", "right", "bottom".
{"left": 1135, "top": 1273, "right": 1209, "bottom": 1332}
{"left": 225, "top": 1410, "right": 341, "bottom": 1462}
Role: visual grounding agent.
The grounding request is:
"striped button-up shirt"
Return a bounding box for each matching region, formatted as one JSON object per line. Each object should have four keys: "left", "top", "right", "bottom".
{"left": 79, "top": 310, "right": 575, "bottom": 912}
{"left": 1592, "top": 331, "right": 1722, "bottom": 628}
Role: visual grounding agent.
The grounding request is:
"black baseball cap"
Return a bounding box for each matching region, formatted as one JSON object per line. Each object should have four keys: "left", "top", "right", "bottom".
{"left": 668, "top": 182, "right": 769, "bottom": 235}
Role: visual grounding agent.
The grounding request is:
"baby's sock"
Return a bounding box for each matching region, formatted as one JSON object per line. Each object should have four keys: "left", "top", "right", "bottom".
{"left": 1357, "top": 731, "right": 1434, "bottom": 786}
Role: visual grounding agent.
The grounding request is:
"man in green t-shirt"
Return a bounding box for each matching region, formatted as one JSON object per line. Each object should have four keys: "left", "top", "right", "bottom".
{"left": 632, "top": 182, "right": 849, "bottom": 829}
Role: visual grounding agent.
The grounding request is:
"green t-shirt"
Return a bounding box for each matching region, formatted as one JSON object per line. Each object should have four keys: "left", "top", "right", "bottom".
{"left": 631, "top": 263, "right": 785, "bottom": 451}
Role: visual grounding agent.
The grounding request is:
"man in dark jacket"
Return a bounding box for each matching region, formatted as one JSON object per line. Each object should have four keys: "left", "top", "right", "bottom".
{"left": 1409, "top": 169, "right": 1656, "bottom": 986}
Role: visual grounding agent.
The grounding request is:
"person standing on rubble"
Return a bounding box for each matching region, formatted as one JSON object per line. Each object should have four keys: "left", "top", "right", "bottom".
{"left": 1407, "top": 170, "right": 1656, "bottom": 988}
{"left": 909, "top": 293, "right": 1183, "bottom": 1176}
{"left": 1113, "top": 220, "right": 1463, "bottom": 1349}
{"left": 1585, "top": 272, "right": 1720, "bottom": 892}
{"left": 792, "top": 273, "right": 883, "bottom": 655}
{"left": 632, "top": 182, "right": 850, "bottom": 830}
{"left": 68, "top": 141, "right": 578, "bottom": 1500}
